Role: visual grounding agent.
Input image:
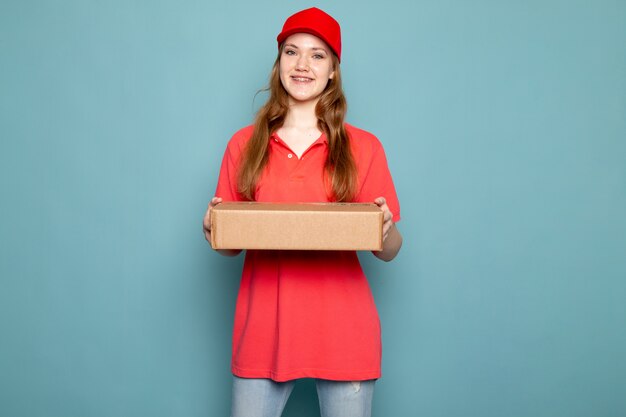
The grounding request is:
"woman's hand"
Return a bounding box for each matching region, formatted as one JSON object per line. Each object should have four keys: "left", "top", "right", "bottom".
{"left": 203, "top": 197, "right": 242, "bottom": 257}
{"left": 374, "top": 197, "right": 394, "bottom": 242}
{"left": 373, "top": 197, "right": 402, "bottom": 262}
{"left": 203, "top": 197, "right": 223, "bottom": 243}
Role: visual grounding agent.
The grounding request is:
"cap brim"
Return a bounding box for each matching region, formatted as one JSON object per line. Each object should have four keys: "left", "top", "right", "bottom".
{"left": 276, "top": 28, "right": 340, "bottom": 60}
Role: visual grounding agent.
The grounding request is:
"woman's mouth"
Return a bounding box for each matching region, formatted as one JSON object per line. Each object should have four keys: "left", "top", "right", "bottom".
{"left": 291, "top": 76, "right": 314, "bottom": 83}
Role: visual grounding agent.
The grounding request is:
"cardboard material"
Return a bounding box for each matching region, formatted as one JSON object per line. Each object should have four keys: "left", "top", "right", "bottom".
{"left": 210, "top": 202, "right": 383, "bottom": 251}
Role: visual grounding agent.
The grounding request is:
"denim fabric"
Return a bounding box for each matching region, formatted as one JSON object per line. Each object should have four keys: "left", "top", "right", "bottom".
{"left": 230, "top": 376, "right": 376, "bottom": 417}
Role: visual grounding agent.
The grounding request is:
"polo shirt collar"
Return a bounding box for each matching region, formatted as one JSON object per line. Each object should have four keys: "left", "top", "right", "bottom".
{"left": 270, "top": 131, "right": 328, "bottom": 145}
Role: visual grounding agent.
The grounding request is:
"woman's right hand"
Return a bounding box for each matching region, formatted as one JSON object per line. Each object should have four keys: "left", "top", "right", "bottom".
{"left": 203, "top": 197, "right": 242, "bottom": 257}
{"left": 203, "top": 196, "right": 223, "bottom": 244}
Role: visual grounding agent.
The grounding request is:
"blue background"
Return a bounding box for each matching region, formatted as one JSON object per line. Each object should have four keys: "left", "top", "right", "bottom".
{"left": 1, "top": 1, "right": 625, "bottom": 416}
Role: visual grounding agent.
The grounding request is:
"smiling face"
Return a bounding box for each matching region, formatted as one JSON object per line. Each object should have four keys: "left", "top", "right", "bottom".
{"left": 279, "top": 33, "right": 336, "bottom": 105}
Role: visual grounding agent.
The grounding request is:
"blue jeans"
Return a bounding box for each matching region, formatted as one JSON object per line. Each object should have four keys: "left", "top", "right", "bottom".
{"left": 230, "top": 376, "right": 376, "bottom": 417}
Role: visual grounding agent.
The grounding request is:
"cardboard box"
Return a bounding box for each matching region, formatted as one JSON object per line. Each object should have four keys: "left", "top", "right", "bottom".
{"left": 210, "top": 202, "right": 383, "bottom": 251}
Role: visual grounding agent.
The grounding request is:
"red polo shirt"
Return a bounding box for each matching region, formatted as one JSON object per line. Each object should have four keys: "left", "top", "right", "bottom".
{"left": 215, "top": 123, "right": 400, "bottom": 382}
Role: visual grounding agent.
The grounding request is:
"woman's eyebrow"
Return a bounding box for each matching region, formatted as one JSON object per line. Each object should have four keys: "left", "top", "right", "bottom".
{"left": 284, "top": 43, "right": 328, "bottom": 53}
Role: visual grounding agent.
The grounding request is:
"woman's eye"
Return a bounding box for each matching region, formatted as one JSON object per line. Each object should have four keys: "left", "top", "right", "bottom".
{"left": 285, "top": 49, "right": 296, "bottom": 56}
{"left": 313, "top": 54, "right": 325, "bottom": 59}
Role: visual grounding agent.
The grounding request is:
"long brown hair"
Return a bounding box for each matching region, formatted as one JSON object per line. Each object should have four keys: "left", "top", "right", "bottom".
{"left": 237, "top": 48, "right": 357, "bottom": 201}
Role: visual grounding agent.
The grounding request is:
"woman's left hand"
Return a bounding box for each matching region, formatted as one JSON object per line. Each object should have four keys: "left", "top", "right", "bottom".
{"left": 372, "top": 196, "right": 402, "bottom": 261}
{"left": 374, "top": 196, "right": 394, "bottom": 242}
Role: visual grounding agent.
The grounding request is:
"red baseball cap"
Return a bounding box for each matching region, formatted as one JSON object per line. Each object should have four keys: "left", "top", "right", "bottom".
{"left": 276, "top": 7, "right": 342, "bottom": 62}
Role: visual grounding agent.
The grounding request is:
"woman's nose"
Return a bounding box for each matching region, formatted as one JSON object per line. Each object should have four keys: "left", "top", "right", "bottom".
{"left": 296, "top": 55, "right": 309, "bottom": 70}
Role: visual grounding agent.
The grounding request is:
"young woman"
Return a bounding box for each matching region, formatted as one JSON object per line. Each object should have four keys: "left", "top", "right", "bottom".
{"left": 203, "top": 7, "right": 402, "bottom": 417}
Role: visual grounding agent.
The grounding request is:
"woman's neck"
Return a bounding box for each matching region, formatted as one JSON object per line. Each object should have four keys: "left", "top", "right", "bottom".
{"left": 283, "top": 99, "right": 319, "bottom": 130}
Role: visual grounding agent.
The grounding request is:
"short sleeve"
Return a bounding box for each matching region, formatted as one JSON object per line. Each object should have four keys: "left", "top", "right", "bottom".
{"left": 214, "top": 127, "right": 252, "bottom": 202}
{"left": 355, "top": 140, "right": 401, "bottom": 223}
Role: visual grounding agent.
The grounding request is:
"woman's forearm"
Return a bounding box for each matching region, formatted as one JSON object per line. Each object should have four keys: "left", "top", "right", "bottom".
{"left": 373, "top": 223, "right": 402, "bottom": 262}
{"left": 215, "top": 248, "right": 242, "bottom": 257}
